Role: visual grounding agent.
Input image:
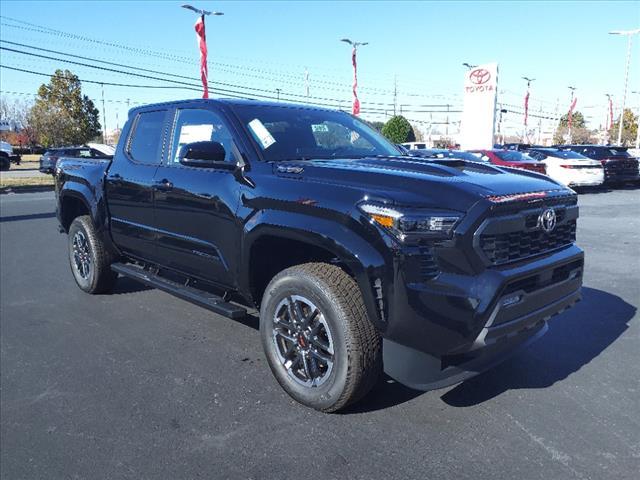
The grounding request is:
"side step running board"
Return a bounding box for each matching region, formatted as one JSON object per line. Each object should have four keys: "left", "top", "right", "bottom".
{"left": 111, "top": 263, "right": 246, "bottom": 319}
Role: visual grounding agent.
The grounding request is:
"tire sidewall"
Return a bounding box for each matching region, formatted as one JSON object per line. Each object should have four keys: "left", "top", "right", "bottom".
{"left": 68, "top": 218, "right": 98, "bottom": 292}
{"left": 260, "top": 270, "right": 354, "bottom": 411}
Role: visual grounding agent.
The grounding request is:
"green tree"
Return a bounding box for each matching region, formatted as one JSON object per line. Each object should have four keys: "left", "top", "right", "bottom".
{"left": 553, "top": 111, "right": 596, "bottom": 144}
{"left": 28, "top": 70, "right": 101, "bottom": 147}
{"left": 609, "top": 108, "right": 638, "bottom": 146}
{"left": 381, "top": 115, "right": 415, "bottom": 143}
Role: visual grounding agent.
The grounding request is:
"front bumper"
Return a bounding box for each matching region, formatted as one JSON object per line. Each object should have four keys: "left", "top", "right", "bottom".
{"left": 382, "top": 245, "right": 584, "bottom": 391}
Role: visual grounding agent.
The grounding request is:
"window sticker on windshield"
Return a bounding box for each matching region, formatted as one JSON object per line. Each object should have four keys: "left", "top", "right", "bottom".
{"left": 248, "top": 118, "right": 276, "bottom": 149}
{"left": 178, "top": 124, "right": 214, "bottom": 144}
{"left": 311, "top": 124, "right": 329, "bottom": 132}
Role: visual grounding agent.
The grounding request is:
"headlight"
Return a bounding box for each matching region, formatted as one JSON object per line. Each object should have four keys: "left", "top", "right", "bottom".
{"left": 358, "top": 203, "right": 461, "bottom": 241}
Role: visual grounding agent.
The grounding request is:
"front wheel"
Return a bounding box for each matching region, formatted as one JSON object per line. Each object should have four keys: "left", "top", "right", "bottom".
{"left": 68, "top": 215, "right": 117, "bottom": 294}
{"left": 260, "top": 263, "right": 382, "bottom": 412}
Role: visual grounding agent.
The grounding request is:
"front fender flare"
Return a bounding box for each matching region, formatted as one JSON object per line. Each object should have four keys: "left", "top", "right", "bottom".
{"left": 240, "top": 209, "right": 393, "bottom": 332}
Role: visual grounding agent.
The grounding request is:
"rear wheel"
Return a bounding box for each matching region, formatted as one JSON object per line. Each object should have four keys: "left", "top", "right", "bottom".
{"left": 260, "top": 263, "right": 381, "bottom": 412}
{"left": 68, "top": 215, "right": 117, "bottom": 294}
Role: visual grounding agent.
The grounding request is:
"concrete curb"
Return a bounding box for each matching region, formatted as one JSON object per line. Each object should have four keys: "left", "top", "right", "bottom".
{"left": 0, "top": 185, "right": 55, "bottom": 195}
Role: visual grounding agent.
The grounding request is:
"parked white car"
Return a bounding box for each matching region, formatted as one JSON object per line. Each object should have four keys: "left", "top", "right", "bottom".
{"left": 526, "top": 148, "right": 604, "bottom": 187}
{"left": 401, "top": 142, "right": 429, "bottom": 150}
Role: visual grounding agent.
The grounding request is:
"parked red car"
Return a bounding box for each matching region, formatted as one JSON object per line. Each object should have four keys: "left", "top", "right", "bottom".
{"left": 471, "top": 149, "right": 547, "bottom": 174}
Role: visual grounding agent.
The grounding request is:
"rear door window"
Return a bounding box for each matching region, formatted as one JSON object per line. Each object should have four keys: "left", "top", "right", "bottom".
{"left": 127, "top": 110, "right": 167, "bottom": 164}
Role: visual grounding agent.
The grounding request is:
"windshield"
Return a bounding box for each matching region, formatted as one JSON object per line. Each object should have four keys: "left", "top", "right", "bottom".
{"left": 231, "top": 104, "right": 400, "bottom": 161}
{"left": 494, "top": 150, "right": 538, "bottom": 162}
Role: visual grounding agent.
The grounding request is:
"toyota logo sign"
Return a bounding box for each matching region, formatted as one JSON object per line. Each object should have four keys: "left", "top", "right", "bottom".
{"left": 469, "top": 68, "right": 491, "bottom": 85}
{"left": 538, "top": 208, "right": 557, "bottom": 233}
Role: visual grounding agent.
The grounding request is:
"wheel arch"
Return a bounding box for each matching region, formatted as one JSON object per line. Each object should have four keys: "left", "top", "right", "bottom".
{"left": 240, "top": 213, "right": 390, "bottom": 332}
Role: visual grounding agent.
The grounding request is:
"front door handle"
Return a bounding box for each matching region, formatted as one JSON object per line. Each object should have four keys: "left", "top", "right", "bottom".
{"left": 154, "top": 179, "right": 173, "bottom": 191}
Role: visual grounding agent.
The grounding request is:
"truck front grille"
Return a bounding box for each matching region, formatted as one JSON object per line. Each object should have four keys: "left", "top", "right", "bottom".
{"left": 480, "top": 221, "right": 576, "bottom": 264}
{"left": 476, "top": 195, "right": 579, "bottom": 266}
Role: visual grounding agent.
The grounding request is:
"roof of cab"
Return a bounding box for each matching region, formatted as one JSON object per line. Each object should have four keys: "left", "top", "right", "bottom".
{"left": 128, "top": 98, "right": 340, "bottom": 117}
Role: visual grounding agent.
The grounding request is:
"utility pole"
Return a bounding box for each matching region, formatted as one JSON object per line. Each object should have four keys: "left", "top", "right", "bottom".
{"left": 100, "top": 83, "right": 107, "bottom": 145}
{"left": 632, "top": 90, "right": 640, "bottom": 149}
{"left": 275, "top": 88, "right": 281, "bottom": 101}
{"left": 304, "top": 68, "right": 310, "bottom": 97}
{"left": 567, "top": 86, "right": 577, "bottom": 144}
{"left": 446, "top": 104, "right": 450, "bottom": 137}
{"left": 609, "top": 29, "right": 640, "bottom": 145}
{"left": 393, "top": 75, "right": 397, "bottom": 116}
{"left": 605, "top": 93, "right": 613, "bottom": 144}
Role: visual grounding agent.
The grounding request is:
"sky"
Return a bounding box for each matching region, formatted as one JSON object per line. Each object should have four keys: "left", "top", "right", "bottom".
{"left": 0, "top": 0, "right": 639, "bottom": 138}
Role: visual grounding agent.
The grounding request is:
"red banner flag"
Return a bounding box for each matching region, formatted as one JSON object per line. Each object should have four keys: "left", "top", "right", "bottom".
{"left": 524, "top": 90, "right": 530, "bottom": 127}
{"left": 568, "top": 97, "right": 577, "bottom": 130}
{"left": 608, "top": 97, "right": 614, "bottom": 130}
{"left": 351, "top": 47, "right": 360, "bottom": 116}
{"left": 194, "top": 15, "right": 208, "bottom": 99}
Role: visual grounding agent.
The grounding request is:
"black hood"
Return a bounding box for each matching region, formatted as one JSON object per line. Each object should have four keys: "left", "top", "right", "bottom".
{"left": 275, "top": 156, "right": 569, "bottom": 212}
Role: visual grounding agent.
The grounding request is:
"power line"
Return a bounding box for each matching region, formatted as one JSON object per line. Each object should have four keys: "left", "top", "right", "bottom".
{"left": 0, "top": 16, "right": 458, "bottom": 99}
{"left": 0, "top": 65, "right": 191, "bottom": 89}
{"left": 1, "top": 47, "right": 466, "bottom": 116}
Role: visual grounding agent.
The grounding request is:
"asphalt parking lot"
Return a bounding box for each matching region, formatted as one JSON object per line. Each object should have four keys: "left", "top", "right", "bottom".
{"left": 1, "top": 188, "right": 638, "bottom": 480}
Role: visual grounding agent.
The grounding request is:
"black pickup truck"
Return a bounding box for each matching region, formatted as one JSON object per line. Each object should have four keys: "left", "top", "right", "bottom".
{"left": 55, "top": 99, "right": 584, "bottom": 412}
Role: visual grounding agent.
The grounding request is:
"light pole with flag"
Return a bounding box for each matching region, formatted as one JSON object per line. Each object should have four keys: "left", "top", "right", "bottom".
{"left": 182, "top": 4, "right": 224, "bottom": 99}
{"left": 341, "top": 38, "right": 368, "bottom": 116}
{"left": 522, "top": 76, "right": 535, "bottom": 140}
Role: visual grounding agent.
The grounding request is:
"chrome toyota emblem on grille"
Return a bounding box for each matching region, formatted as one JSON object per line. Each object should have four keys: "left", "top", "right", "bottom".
{"left": 539, "top": 208, "right": 557, "bottom": 233}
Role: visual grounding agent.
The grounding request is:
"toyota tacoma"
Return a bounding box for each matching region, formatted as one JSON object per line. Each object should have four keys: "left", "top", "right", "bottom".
{"left": 55, "top": 99, "right": 584, "bottom": 412}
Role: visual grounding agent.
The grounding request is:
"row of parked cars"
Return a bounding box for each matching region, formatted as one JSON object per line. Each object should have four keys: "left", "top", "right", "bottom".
{"left": 400, "top": 142, "right": 640, "bottom": 188}
{"left": 38, "top": 143, "right": 115, "bottom": 174}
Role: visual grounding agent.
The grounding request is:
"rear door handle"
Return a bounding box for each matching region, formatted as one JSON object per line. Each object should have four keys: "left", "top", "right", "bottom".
{"left": 154, "top": 179, "right": 173, "bottom": 191}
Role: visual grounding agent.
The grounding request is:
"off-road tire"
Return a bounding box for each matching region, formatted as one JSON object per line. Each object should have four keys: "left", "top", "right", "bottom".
{"left": 260, "top": 262, "right": 382, "bottom": 412}
{"left": 68, "top": 215, "right": 117, "bottom": 294}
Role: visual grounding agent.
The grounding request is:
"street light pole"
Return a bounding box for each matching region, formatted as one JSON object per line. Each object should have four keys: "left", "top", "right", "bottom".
{"left": 522, "top": 76, "right": 535, "bottom": 141}
{"left": 341, "top": 38, "right": 368, "bottom": 115}
{"left": 462, "top": 62, "right": 477, "bottom": 70}
{"left": 609, "top": 29, "right": 640, "bottom": 145}
{"left": 182, "top": 4, "right": 224, "bottom": 98}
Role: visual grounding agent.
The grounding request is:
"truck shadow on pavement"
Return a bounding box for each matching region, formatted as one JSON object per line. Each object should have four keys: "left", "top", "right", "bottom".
{"left": 440, "top": 286, "right": 635, "bottom": 407}
{"left": 346, "top": 286, "right": 634, "bottom": 413}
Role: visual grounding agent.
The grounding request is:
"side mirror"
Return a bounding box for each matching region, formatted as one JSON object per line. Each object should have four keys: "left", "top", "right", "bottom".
{"left": 179, "top": 141, "right": 233, "bottom": 168}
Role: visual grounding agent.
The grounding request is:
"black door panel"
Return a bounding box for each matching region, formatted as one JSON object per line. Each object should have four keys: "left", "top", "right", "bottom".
{"left": 152, "top": 107, "right": 242, "bottom": 288}
{"left": 105, "top": 109, "right": 168, "bottom": 262}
